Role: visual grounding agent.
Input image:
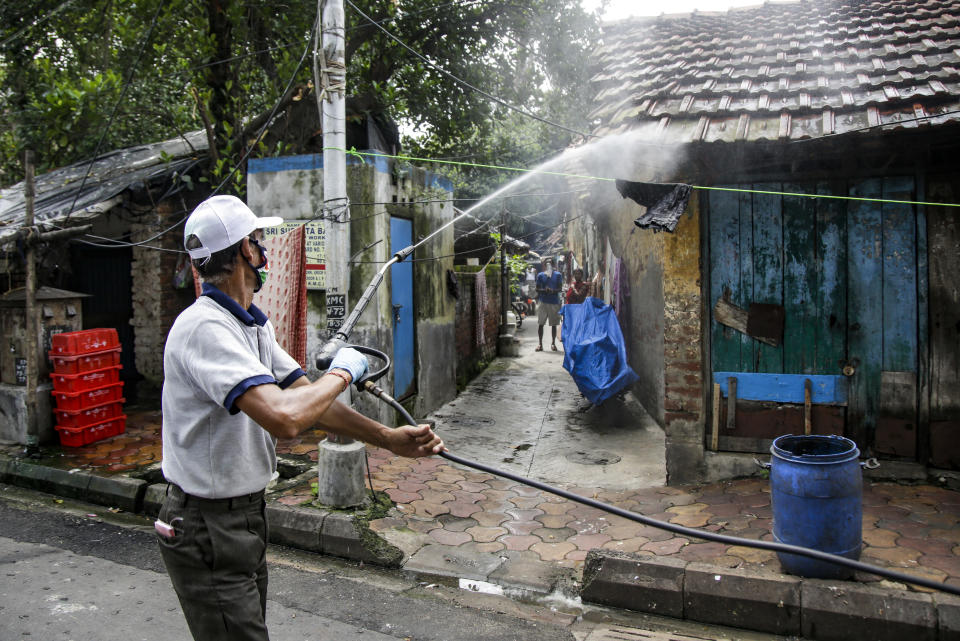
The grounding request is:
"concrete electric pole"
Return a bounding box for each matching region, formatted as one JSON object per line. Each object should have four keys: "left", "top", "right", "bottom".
{"left": 315, "top": 0, "right": 367, "bottom": 507}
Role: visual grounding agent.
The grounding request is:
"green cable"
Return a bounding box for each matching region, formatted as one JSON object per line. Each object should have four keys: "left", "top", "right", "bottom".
{"left": 326, "top": 147, "right": 960, "bottom": 209}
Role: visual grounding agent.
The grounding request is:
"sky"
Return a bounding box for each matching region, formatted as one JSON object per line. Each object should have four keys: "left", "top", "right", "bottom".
{"left": 582, "top": 0, "right": 777, "bottom": 20}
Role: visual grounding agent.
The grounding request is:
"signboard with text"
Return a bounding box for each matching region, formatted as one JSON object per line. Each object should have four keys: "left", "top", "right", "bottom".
{"left": 263, "top": 221, "right": 326, "bottom": 290}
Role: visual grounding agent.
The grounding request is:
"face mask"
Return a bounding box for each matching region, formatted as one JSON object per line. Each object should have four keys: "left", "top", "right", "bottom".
{"left": 247, "top": 237, "right": 269, "bottom": 293}
{"left": 545, "top": 266, "right": 553, "bottom": 276}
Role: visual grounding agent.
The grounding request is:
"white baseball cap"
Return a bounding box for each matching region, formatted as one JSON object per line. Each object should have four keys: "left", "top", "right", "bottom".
{"left": 184, "top": 195, "right": 283, "bottom": 263}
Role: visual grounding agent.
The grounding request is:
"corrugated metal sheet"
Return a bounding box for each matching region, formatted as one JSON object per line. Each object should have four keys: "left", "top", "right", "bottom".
{"left": 590, "top": 0, "right": 960, "bottom": 142}
{"left": 0, "top": 131, "right": 207, "bottom": 243}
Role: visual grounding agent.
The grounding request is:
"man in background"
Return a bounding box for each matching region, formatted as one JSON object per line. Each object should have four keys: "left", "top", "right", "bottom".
{"left": 535, "top": 258, "right": 563, "bottom": 351}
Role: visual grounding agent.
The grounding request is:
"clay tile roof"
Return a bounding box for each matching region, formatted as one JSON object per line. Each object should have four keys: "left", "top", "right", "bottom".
{"left": 589, "top": 0, "right": 960, "bottom": 142}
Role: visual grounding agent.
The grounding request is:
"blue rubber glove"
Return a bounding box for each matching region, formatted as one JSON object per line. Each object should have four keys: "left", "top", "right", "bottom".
{"left": 329, "top": 347, "right": 368, "bottom": 383}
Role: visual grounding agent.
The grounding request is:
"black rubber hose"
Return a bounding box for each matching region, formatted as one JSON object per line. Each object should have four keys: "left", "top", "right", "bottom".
{"left": 366, "top": 383, "right": 960, "bottom": 597}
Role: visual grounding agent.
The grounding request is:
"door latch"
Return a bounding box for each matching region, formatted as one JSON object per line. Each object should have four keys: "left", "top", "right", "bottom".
{"left": 393, "top": 304, "right": 403, "bottom": 323}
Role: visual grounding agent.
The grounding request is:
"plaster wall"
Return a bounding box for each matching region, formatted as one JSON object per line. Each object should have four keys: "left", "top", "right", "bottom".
{"left": 247, "top": 155, "right": 456, "bottom": 425}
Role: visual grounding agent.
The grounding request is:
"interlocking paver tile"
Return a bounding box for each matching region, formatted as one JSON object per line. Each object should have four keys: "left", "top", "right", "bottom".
{"left": 676, "top": 542, "right": 729, "bottom": 562}
{"left": 457, "top": 481, "right": 489, "bottom": 493}
{"left": 472, "top": 511, "right": 509, "bottom": 527}
{"left": 666, "top": 503, "right": 708, "bottom": 516}
{"left": 385, "top": 489, "right": 421, "bottom": 504}
{"left": 929, "top": 528, "right": 960, "bottom": 544}
{"left": 508, "top": 496, "right": 543, "bottom": 509}
{"left": 475, "top": 541, "right": 506, "bottom": 553}
{"left": 504, "top": 521, "right": 542, "bottom": 536}
{"left": 530, "top": 541, "right": 576, "bottom": 561}
{"left": 919, "top": 554, "right": 960, "bottom": 576}
{"left": 451, "top": 490, "right": 484, "bottom": 504}
{"left": 898, "top": 567, "right": 948, "bottom": 592}
{"left": 862, "top": 546, "right": 921, "bottom": 566}
{"left": 409, "top": 500, "right": 449, "bottom": 519}
{"left": 533, "top": 527, "right": 576, "bottom": 542}
{"left": 601, "top": 537, "right": 650, "bottom": 554}
{"left": 862, "top": 528, "right": 899, "bottom": 548}
{"left": 430, "top": 529, "right": 471, "bottom": 546}
{"left": 502, "top": 535, "right": 541, "bottom": 551}
{"left": 567, "top": 519, "right": 604, "bottom": 535}
{"left": 426, "top": 480, "right": 460, "bottom": 493}
{"left": 513, "top": 485, "right": 542, "bottom": 497}
{"left": 538, "top": 501, "right": 574, "bottom": 516}
{"left": 727, "top": 545, "right": 776, "bottom": 564}
{"left": 506, "top": 508, "right": 544, "bottom": 522}
{"left": 565, "top": 550, "right": 589, "bottom": 561}
{"left": 669, "top": 512, "right": 711, "bottom": 528}
{"left": 466, "top": 525, "right": 508, "bottom": 542}
{"left": 419, "top": 489, "right": 455, "bottom": 504}
{"left": 641, "top": 537, "right": 689, "bottom": 555}
{"left": 434, "top": 470, "right": 467, "bottom": 487}
{"left": 569, "top": 533, "right": 612, "bottom": 550}
{"left": 404, "top": 518, "right": 439, "bottom": 534}
{"left": 447, "top": 501, "right": 483, "bottom": 518}
{"left": 396, "top": 480, "right": 428, "bottom": 493}
{"left": 535, "top": 513, "right": 574, "bottom": 529}
{"left": 436, "top": 515, "right": 477, "bottom": 532}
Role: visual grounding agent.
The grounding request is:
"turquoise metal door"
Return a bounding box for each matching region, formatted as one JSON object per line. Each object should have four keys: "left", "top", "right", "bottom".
{"left": 709, "top": 178, "right": 922, "bottom": 457}
{"left": 390, "top": 217, "right": 415, "bottom": 399}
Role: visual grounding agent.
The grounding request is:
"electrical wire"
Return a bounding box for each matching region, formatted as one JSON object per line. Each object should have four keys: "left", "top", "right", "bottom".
{"left": 343, "top": 0, "right": 594, "bottom": 141}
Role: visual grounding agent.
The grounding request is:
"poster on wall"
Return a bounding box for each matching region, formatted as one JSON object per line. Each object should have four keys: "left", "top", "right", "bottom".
{"left": 263, "top": 221, "right": 326, "bottom": 290}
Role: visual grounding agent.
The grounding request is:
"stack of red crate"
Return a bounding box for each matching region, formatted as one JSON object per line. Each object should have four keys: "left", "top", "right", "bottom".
{"left": 49, "top": 328, "right": 126, "bottom": 447}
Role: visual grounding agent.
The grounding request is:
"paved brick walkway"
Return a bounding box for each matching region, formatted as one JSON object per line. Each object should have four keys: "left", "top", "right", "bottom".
{"left": 5, "top": 404, "right": 960, "bottom": 592}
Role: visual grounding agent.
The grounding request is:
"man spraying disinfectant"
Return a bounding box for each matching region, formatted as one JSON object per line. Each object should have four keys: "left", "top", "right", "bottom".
{"left": 534, "top": 258, "right": 563, "bottom": 352}
{"left": 157, "top": 195, "right": 444, "bottom": 641}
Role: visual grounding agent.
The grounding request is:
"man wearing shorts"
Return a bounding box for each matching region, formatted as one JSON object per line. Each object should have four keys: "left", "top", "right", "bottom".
{"left": 535, "top": 258, "right": 563, "bottom": 351}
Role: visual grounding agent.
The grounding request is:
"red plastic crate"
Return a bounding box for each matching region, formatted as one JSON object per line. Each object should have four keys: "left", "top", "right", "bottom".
{"left": 51, "top": 366, "right": 122, "bottom": 394}
{"left": 52, "top": 382, "right": 124, "bottom": 411}
{"left": 53, "top": 399, "right": 125, "bottom": 429}
{"left": 55, "top": 415, "right": 126, "bottom": 447}
{"left": 56, "top": 425, "right": 89, "bottom": 447}
{"left": 49, "top": 347, "right": 122, "bottom": 375}
{"left": 50, "top": 328, "right": 120, "bottom": 356}
{"left": 100, "top": 415, "right": 126, "bottom": 438}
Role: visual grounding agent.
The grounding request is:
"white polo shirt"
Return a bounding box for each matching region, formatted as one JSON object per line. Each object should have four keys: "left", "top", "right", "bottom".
{"left": 161, "top": 283, "right": 305, "bottom": 498}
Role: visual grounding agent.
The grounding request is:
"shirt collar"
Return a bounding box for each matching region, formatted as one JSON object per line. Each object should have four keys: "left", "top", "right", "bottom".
{"left": 201, "top": 283, "right": 268, "bottom": 327}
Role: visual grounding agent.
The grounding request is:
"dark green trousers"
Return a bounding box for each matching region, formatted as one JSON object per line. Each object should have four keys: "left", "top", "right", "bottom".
{"left": 157, "top": 485, "right": 269, "bottom": 641}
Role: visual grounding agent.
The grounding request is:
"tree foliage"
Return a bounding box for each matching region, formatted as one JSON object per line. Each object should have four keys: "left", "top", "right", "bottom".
{"left": 0, "top": 0, "right": 601, "bottom": 203}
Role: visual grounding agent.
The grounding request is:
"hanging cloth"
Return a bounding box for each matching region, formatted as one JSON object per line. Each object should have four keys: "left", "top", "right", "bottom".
{"left": 615, "top": 179, "right": 692, "bottom": 233}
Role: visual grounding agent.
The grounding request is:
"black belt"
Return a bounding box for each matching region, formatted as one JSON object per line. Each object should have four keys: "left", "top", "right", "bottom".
{"left": 166, "top": 484, "right": 265, "bottom": 511}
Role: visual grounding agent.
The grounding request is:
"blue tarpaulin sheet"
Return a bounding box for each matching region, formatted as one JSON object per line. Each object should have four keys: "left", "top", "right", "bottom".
{"left": 559, "top": 297, "right": 639, "bottom": 405}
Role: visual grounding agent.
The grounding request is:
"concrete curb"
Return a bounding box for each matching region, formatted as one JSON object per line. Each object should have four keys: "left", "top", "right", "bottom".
{"left": 0, "top": 459, "right": 401, "bottom": 568}
{"left": 0, "top": 459, "right": 146, "bottom": 512}
{"left": 582, "top": 550, "right": 956, "bottom": 640}
{"left": 4, "top": 457, "right": 959, "bottom": 639}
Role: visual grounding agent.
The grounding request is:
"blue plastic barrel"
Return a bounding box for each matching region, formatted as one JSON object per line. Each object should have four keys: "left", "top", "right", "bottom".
{"left": 769, "top": 434, "right": 862, "bottom": 579}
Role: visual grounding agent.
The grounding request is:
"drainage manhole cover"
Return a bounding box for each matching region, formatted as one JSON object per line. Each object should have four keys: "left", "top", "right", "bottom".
{"left": 564, "top": 449, "right": 622, "bottom": 465}
{"left": 440, "top": 415, "right": 495, "bottom": 429}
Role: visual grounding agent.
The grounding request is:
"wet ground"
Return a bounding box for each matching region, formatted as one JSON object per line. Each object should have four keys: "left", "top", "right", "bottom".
{"left": 3, "top": 324, "right": 960, "bottom": 591}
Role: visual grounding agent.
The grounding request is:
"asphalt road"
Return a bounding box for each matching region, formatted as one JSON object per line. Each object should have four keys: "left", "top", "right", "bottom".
{"left": 0, "top": 483, "right": 784, "bottom": 641}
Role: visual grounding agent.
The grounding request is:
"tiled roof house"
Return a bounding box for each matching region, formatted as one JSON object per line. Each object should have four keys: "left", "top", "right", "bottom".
{"left": 565, "top": 0, "right": 960, "bottom": 483}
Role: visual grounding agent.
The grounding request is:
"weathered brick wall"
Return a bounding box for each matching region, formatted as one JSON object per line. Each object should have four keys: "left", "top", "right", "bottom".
{"left": 661, "top": 193, "right": 706, "bottom": 484}
{"left": 130, "top": 200, "right": 196, "bottom": 385}
{"left": 454, "top": 267, "right": 501, "bottom": 387}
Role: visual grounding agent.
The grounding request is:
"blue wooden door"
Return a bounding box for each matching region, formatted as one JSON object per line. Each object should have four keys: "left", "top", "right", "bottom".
{"left": 390, "top": 217, "right": 416, "bottom": 399}
{"left": 709, "top": 178, "right": 921, "bottom": 457}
